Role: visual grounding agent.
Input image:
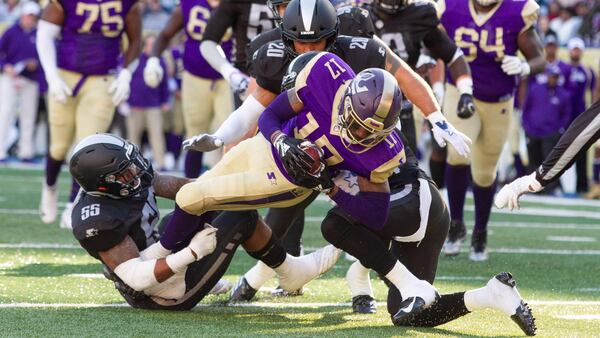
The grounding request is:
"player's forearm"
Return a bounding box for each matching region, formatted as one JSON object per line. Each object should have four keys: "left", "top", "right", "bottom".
{"left": 214, "top": 93, "right": 267, "bottom": 144}
{"left": 387, "top": 54, "right": 440, "bottom": 116}
{"left": 123, "top": 4, "right": 142, "bottom": 68}
{"left": 200, "top": 41, "right": 237, "bottom": 78}
{"left": 525, "top": 55, "right": 546, "bottom": 76}
{"left": 258, "top": 91, "right": 298, "bottom": 142}
{"left": 153, "top": 173, "right": 193, "bottom": 200}
{"left": 448, "top": 56, "right": 473, "bottom": 95}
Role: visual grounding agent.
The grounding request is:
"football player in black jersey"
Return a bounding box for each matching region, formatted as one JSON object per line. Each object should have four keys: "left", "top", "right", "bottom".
{"left": 69, "top": 134, "right": 340, "bottom": 310}
{"left": 199, "top": 0, "right": 276, "bottom": 104}
{"left": 365, "top": 0, "right": 475, "bottom": 155}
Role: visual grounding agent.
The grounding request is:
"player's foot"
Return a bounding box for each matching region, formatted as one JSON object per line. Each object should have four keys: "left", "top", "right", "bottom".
{"left": 392, "top": 291, "right": 440, "bottom": 326}
{"left": 271, "top": 286, "right": 304, "bottom": 297}
{"left": 39, "top": 183, "right": 58, "bottom": 224}
{"left": 444, "top": 220, "right": 466, "bottom": 256}
{"left": 488, "top": 272, "right": 536, "bottom": 336}
{"left": 278, "top": 245, "right": 341, "bottom": 292}
{"left": 352, "top": 295, "right": 377, "bottom": 314}
{"left": 209, "top": 279, "right": 232, "bottom": 295}
{"left": 60, "top": 202, "right": 73, "bottom": 229}
{"left": 469, "top": 230, "right": 489, "bottom": 261}
{"left": 228, "top": 277, "right": 258, "bottom": 303}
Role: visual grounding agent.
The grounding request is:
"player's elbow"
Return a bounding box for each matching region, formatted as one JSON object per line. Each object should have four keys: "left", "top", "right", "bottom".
{"left": 113, "top": 257, "right": 158, "bottom": 292}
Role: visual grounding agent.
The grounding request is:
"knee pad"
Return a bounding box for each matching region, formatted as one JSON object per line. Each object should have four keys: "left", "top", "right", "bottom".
{"left": 472, "top": 167, "right": 496, "bottom": 187}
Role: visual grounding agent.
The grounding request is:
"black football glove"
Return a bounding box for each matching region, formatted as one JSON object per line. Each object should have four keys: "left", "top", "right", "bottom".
{"left": 273, "top": 134, "right": 314, "bottom": 178}
{"left": 294, "top": 162, "right": 334, "bottom": 193}
{"left": 457, "top": 93, "right": 476, "bottom": 119}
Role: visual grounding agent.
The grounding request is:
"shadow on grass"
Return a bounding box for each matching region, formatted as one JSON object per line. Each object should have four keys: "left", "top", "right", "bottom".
{"left": 3, "top": 263, "right": 102, "bottom": 277}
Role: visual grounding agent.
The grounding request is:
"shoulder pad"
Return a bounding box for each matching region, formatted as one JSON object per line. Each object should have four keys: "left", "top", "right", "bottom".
{"left": 282, "top": 51, "right": 321, "bottom": 91}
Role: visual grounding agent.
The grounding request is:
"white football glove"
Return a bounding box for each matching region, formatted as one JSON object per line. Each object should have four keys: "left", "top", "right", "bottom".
{"left": 501, "top": 56, "right": 531, "bottom": 77}
{"left": 143, "top": 56, "right": 163, "bottom": 88}
{"left": 47, "top": 73, "right": 72, "bottom": 104}
{"left": 188, "top": 224, "right": 218, "bottom": 260}
{"left": 494, "top": 173, "right": 542, "bottom": 211}
{"left": 427, "top": 111, "right": 472, "bottom": 157}
{"left": 431, "top": 82, "right": 445, "bottom": 105}
{"left": 108, "top": 69, "right": 132, "bottom": 106}
{"left": 183, "top": 134, "right": 224, "bottom": 152}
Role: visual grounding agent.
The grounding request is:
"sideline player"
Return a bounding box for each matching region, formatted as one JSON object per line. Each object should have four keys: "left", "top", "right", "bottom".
{"left": 37, "top": 0, "right": 142, "bottom": 228}
{"left": 143, "top": 1, "right": 234, "bottom": 178}
{"left": 439, "top": 0, "right": 546, "bottom": 260}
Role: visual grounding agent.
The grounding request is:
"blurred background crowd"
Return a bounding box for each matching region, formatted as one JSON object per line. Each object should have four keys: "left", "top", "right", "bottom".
{"left": 0, "top": 0, "right": 598, "bottom": 197}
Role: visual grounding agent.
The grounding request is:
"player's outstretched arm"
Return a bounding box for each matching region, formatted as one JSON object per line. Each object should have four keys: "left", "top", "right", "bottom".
{"left": 145, "top": 6, "right": 183, "bottom": 88}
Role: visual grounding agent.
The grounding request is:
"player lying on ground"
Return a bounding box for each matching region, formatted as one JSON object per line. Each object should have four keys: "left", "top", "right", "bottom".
{"left": 69, "top": 134, "right": 339, "bottom": 310}
{"left": 496, "top": 99, "right": 600, "bottom": 210}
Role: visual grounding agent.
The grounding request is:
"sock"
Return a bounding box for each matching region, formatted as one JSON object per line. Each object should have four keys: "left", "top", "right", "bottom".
{"left": 45, "top": 154, "right": 64, "bottom": 187}
{"left": 445, "top": 165, "right": 471, "bottom": 222}
{"left": 246, "top": 234, "right": 287, "bottom": 269}
{"left": 346, "top": 261, "right": 373, "bottom": 297}
{"left": 69, "top": 179, "right": 80, "bottom": 202}
{"left": 513, "top": 154, "right": 526, "bottom": 177}
{"left": 244, "top": 261, "right": 276, "bottom": 290}
{"left": 159, "top": 205, "right": 213, "bottom": 251}
{"left": 593, "top": 162, "right": 600, "bottom": 183}
{"left": 428, "top": 158, "right": 446, "bottom": 189}
{"left": 472, "top": 182, "right": 496, "bottom": 234}
{"left": 464, "top": 287, "right": 491, "bottom": 312}
{"left": 397, "top": 292, "right": 470, "bottom": 327}
{"left": 184, "top": 151, "right": 203, "bottom": 178}
{"left": 166, "top": 133, "right": 183, "bottom": 159}
{"left": 385, "top": 261, "right": 422, "bottom": 298}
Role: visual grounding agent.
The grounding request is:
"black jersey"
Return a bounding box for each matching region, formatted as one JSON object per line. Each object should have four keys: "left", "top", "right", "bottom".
{"left": 202, "top": 0, "right": 276, "bottom": 72}
{"left": 366, "top": 0, "right": 457, "bottom": 68}
{"left": 389, "top": 131, "right": 431, "bottom": 189}
{"left": 72, "top": 188, "right": 160, "bottom": 260}
{"left": 252, "top": 35, "right": 387, "bottom": 94}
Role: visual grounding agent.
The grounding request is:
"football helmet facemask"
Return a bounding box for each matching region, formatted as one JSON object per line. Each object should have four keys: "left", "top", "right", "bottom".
{"left": 339, "top": 68, "right": 402, "bottom": 153}
{"left": 373, "top": 0, "right": 409, "bottom": 15}
{"left": 281, "top": 0, "right": 339, "bottom": 57}
{"left": 69, "top": 134, "right": 153, "bottom": 199}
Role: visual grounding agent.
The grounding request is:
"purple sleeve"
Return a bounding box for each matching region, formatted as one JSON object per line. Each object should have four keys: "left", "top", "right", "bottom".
{"left": 258, "top": 91, "right": 297, "bottom": 141}
{"left": 329, "top": 190, "right": 390, "bottom": 230}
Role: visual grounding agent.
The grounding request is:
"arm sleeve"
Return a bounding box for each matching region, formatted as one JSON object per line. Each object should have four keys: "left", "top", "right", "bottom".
{"left": 214, "top": 94, "right": 266, "bottom": 144}
{"left": 329, "top": 190, "right": 390, "bottom": 230}
{"left": 536, "top": 99, "right": 600, "bottom": 186}
{"left": 423, "top": 28, "right": 458, "bottom": 65}
{"left": 257, "top": 90, "right": 297, "bottom": 140}
{"left": 201, "top": 2, "right": 236, "bottom": 43}
{"left": 36, "top": 20, "right": 62, "bottom": 79}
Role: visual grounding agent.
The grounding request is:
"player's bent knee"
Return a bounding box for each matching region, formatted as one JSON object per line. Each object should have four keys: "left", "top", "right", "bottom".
{"left": 472, "top": 170, "right": 496, "bottom": 187}
{"left": 320, "top": 211, "right": 351, "bottom": 247}
{"left": 49, "top": 144, "right": 69, "bottom": 161}
{"left": 175, "top": 183, "right": 207, "bottom": 215}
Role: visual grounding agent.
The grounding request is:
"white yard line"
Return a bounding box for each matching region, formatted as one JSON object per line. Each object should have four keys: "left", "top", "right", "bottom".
{"left": 547, "top": 236, "right": 596, "bottom": 242}
{"left": 555, "top": 315, "right": 600, "bottom": 320}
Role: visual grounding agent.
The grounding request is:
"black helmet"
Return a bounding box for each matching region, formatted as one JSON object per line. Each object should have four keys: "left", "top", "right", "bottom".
{"left": 281, "top": 0, "right": 339, "bottom": 57}
{"left": 69, "top": 134, "right": 154, "bottom": 199}
{"left": 268, "top": 0, "right": 292, "bottom": 25}
{"left": 373, "top": 0, "right": 408, "bottom": 15}
{"left": 281, "top": 51, "right": 320, "bottom": 91}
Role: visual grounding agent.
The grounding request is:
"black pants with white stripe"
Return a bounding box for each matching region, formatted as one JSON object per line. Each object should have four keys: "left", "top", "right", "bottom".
{"left": 120, "top": 210, "right": 257, "bottom": 311}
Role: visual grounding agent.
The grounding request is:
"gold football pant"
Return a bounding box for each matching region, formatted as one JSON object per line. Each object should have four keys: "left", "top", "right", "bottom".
{"left": 176, "top": 134, "right": 313, "bottom": 215}
{"left": 48, "top": 69, "right": 115, "bottom": 160}
{"left": 127, "top": 107, "right": 166, "bottom": 169}
{"left": 443, "top": 84, "right": 513, "bottom": 187}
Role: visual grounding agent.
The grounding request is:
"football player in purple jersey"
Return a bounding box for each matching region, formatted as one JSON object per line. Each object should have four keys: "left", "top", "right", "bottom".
{"left": 143, "top": 1, "right": 234, "bottom": 178}
{"left": 36, "top": 0, "right": 142, "bottom": 228}
{"left": 439, "top": 0, "right": 546, "bottom": 261}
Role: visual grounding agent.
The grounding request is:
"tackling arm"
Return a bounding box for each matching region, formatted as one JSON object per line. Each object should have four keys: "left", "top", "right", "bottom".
{"left": 152, "top": 173, "right": 193, "bottom": 200}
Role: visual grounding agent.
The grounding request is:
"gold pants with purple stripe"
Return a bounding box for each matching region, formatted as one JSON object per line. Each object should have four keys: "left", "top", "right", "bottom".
{"left": 175, "top": 134, "right": 313, "bottom": 215}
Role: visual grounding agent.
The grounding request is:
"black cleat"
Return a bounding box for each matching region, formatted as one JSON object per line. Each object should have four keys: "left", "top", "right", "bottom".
{"left": 392, "top": 296, "right": 438, "bottom": 326}
{"left": 271, "top": 286, "right": 304, "bottom": 297}
{"left": 228, "top": 277, "right": 258, "bottom": 303}
{"left": 469, "top": 230, "right": 489, "bottom": 261}
{"left": 352, "top": 295, "right": 377, "bottom": 314}
{"left": 444, "top": 220, "right": 467, "bottom": 256}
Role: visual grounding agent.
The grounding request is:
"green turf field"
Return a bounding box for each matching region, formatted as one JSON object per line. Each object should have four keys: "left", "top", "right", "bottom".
{"left": 0, "top": 167, "right": 599, "bottom": 337}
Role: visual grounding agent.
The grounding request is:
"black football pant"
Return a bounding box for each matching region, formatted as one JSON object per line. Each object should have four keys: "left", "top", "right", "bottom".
{"left": 121, "top": 210, "right": 257, "bottom": 310}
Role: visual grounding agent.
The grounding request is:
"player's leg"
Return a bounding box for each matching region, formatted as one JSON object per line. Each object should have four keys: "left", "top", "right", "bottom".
{"left": 145, "top": 107, "right": 166, "bottom": 170}
{"left": 41, "top": 70, "right": 79, "bottom": 224}
{"left": 182, "top": 72, "right": 213, "bottom": 178}
{"left": 469, "top": 98, "right": 512, "bottom": 261}
{"left": 0, "top": 74, "right": 17, "bottom": 160}
{"left": 508, "top": 106, "right": 527, "bottom": 178}
{"left": 586, "top": 144, "right": 600, "bottom": 199}
{"left": 443, "top": 84, "right": 480, "bottom": 256}
{"left": 16, "top": 78, "right": 39, "bottom": 160}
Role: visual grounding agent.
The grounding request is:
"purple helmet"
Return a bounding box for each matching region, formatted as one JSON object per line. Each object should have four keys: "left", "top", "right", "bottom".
{"left": 339, "top": 68, "right": 402, "bottom": 153}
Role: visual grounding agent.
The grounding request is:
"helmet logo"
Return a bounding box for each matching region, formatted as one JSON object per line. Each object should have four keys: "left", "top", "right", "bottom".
{"left": 300, "top": 30, "right": 315, "bottom": 35}
{"left": 350, "top": 71, "right": 374, "bottom": 95}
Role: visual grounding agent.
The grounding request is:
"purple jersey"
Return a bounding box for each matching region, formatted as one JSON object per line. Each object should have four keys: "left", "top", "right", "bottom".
{"left": 278, "top": 53, "right": 405, "bottom": 183}
{"left": 55, "top": 0, "right": 137, "bottom": 75}
{"left": 181, "top": 0, "right": 232, "bottom": 79}
{"left": 568, "top": 64, "right": 596, "bottom": 118}
{"left": 440, "top": 0, "right": 539, "bottom": 102}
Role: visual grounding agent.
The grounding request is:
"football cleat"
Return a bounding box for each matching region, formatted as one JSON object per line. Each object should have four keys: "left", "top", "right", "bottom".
{"left": 352, "top": 295, "right": 377, "bottom": 314}
{"left": 278, "top": 245, "right": 341, "bottom": 292}
{"left": 489, "top": 272, "right": 537, "bottom": 336}
{"left": 59, "top": 202, "right": 73, "bottom": 229}
{"left": 469, "top": 230, "right": 489, "bottom": 261}
{"left": 228, "top": 277, "right": 258, "bottom": 303}
{"left": 209, "top": 279, "right": 233, "bottom": 295}
{"left": 39, "top": 183, "right": 58, "bottom": 224}
{"left": 392, "top": 293, "right": 440, "bottom": 326}
{"left": 271, "top": 286, "right": 304, "bottom": 297}
{"left": 443, "top": 220, "right": 466, "bottom": 256}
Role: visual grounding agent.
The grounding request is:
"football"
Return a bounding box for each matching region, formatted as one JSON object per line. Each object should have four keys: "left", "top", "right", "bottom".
{"left": 300, "top": 143, "right": 324, "bottom": 176}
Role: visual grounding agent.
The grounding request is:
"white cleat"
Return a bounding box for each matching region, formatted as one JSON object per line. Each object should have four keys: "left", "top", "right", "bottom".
{"left": 469, "top": 246, "right": 489, "bottom": 261}
{"left": 278, "top": 245, "right": 341, "bottom": 292}
{"left": 487, "top": 272, "right": 536, "bottom": 336}
{"left": 39, "top": 183, "right": 58, "bottom": 224}
{"left": 209, "top": 279, "right": 233, "bottom": 295}
{"left": 60, "top": 202, "right": 73, "bottom": 229}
